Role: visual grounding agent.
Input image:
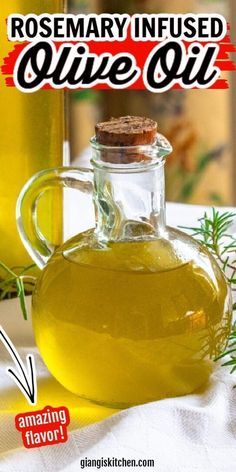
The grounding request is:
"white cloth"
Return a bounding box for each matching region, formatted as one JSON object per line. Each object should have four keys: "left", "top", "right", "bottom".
{"left": 0, "top": 203, "right": 236, "bottom": 472}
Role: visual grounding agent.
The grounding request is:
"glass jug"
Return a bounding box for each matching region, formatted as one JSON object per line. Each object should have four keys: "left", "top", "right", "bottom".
{"left": 17, "top": 134, "right": 232, "bottom": 408}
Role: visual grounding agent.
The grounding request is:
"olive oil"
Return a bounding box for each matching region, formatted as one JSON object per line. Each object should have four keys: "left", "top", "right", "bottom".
{"left": 0, "top": 1, "right": 64, "bottom": 268}
{"left": 33, "top": 231, "right": 231, "bottom": 408}
{"left": 18, "top": 125, "right": 232, "bottom": 407}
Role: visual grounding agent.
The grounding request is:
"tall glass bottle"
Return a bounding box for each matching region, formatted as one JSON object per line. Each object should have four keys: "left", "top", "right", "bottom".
{"left": 0, "top": 1, "right": 65, "bottom": 269}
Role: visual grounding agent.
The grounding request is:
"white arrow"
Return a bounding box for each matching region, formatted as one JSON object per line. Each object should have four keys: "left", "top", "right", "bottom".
{"left": 0, "top": 326, "right": 37, "bottom": 405}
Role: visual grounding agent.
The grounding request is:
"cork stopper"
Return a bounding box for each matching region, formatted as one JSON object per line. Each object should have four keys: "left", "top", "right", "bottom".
{"left": 94, "top": 116, "right": 158, "bottom": 164}
{"left": 95, "top": 116, "right": 157, "bottom": 146}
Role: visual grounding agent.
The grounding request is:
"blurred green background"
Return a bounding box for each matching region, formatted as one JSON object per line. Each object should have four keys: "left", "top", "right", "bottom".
{"left": 69, "top": 0, "right": 236, "bottom": 206}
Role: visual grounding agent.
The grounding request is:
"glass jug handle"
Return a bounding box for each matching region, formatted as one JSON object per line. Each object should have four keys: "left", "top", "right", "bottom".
{"left": 16, "top": 167, "right": 94, "bottom": 269}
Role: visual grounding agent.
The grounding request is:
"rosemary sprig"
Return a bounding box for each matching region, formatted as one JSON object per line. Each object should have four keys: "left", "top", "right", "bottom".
{"left": 0, "top": 261, "right": 36, "bottom": 320}
{"left": 181, "top": 208, "right": 236, "bottom": 294}
{"left": 181, "top": 208, "right": 236, "bottom": 375}
{"left": 215, "top": 327, "right": 236, "bottom": 381}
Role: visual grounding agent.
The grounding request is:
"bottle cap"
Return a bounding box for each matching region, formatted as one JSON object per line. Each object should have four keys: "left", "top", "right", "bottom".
{"left": 95, "top": 116, "right": 157, "bottom": 146}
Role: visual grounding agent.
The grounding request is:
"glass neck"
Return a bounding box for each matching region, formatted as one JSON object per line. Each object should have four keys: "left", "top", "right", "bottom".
{"left": 93, "top": 162, "right": 166, "bottom": 242}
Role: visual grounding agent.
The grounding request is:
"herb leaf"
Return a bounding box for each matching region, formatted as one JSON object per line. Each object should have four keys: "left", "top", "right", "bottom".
{"left": 183, "top": 208, "right": 236, "bottom": 377}
{"left": 180, "top": 209, "right": 236, "bottom": 290}
{"left": 0, "top": 261, "right": 36, "bottom": 320}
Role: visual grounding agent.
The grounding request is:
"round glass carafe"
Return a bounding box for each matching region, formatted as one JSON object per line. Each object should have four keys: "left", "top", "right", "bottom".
{"left": 16, "top": 135, "right": 232, "bottom": 408}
